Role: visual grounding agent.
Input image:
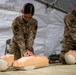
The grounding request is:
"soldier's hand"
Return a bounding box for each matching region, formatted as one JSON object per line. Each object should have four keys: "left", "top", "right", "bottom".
{"left": 23, "top": 50, "right": 34, "bottom": 57}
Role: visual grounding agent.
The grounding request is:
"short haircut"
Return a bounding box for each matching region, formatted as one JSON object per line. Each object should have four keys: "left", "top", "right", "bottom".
{"left": 23, "top": 3, "right": 34, "bottom": 15}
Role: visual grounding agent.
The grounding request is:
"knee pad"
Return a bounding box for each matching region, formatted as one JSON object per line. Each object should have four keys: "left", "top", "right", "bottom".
{"left": 0, "top": 59, "right": 8, "bottom": 71}
{"left": 64, "top": 54, "right": 76, "bottom": 64}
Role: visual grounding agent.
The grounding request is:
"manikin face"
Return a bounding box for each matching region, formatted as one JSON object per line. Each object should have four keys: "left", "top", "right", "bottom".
{"left": 22, "top": 13, "right": 32, "bottom": 22}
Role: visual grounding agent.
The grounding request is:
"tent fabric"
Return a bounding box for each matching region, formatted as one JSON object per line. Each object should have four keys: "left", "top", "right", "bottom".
{"left": 39, "top": 0, "right": 76, "bottom": 12}
{"left": 0, "top": 0, "right": 66, "bottom": 57}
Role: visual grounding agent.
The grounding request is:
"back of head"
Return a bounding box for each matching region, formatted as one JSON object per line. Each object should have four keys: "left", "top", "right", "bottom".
{"left": 22, "top": 3, "right": 34, "bottom": 15}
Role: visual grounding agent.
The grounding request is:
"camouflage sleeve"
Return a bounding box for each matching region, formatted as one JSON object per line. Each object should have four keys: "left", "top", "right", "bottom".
{"left": 12, "top": 18, "right": 26, "bottom": 54}
{"left": 65, "top": 14, "right": 76, "bottom": 41}
{"left": 61, "top": 16, "right": 71, "bottom": 53}
{"left": 27, "top": 19, "right": 38, "bottom": 52}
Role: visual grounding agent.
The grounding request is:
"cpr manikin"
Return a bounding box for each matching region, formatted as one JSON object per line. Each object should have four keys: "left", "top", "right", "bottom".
{"left": 64, "top": 50, "right": 76, "bottom": 64}
{"left": 0, "top": 54, "right": 49, "bottom": 71}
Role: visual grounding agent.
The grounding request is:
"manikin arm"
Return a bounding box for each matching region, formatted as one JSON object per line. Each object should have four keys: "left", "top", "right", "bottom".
{"left": 13, "top": 56, "right": 49, "bottom": 69}
{"left": 1, "top": 54, "right": 14, "bottom": 66}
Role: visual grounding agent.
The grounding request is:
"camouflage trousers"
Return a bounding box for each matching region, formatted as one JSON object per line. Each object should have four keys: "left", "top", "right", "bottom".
{"left": 9, "top": 41, "right": 21, "bottom": 60}
{"left": 60, "top": 36, "right": 76, "bottom": 64}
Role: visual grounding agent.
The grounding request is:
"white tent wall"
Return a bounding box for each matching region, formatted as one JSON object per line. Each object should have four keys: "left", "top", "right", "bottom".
{"left": 0, "top": 0, "right": 65, "bottom": 57}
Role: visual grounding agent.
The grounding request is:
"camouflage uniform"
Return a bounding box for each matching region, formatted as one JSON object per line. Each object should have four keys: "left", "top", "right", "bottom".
{"left": 9, "top": 16, "right": 38, "bottom": 60}
{"left": 60, "top": 12, "right": 76, "bottom": 64}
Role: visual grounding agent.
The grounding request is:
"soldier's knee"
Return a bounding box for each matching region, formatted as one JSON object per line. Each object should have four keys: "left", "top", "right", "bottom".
{"left": 14, "top": 51, "right": 21, "bottom": 60}
{"left": 64, "top": 54, "right": 76, "bottom": 64}
{"left": 59, "top": 52, "right": 67, "bottom": 64}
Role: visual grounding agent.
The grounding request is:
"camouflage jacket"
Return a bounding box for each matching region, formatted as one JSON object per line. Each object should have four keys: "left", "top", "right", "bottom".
{"left": 64, "top": 12, "right": 76, "bottom": 41}
{"left": 12, "top": 16, "right": 38, "bottom": 54}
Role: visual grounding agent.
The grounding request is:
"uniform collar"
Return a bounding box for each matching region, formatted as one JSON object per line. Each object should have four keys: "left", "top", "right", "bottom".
{"left": 21, "top": 15, "right": 28, "bottom": 24}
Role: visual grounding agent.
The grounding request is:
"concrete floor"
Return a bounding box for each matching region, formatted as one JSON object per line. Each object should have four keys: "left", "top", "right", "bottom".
{"left": 0, "top": 63, "right": 76, "bottom": 75}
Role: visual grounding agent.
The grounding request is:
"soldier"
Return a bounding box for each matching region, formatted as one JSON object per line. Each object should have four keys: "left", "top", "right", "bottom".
{"left": 9, "top": 3, "right": 38, "bottom": 60}
{"left": 60, "top": 5, "right": 76, "bottom": 64}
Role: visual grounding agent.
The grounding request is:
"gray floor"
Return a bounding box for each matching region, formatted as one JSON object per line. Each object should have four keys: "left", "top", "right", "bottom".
{"left": 0, "top": 63, "right": 76, "bottom": 75}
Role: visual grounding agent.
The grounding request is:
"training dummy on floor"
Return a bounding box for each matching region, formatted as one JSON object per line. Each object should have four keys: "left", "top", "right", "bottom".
{"left": 0, "top": 54, "right": 49, "bottom": 71}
